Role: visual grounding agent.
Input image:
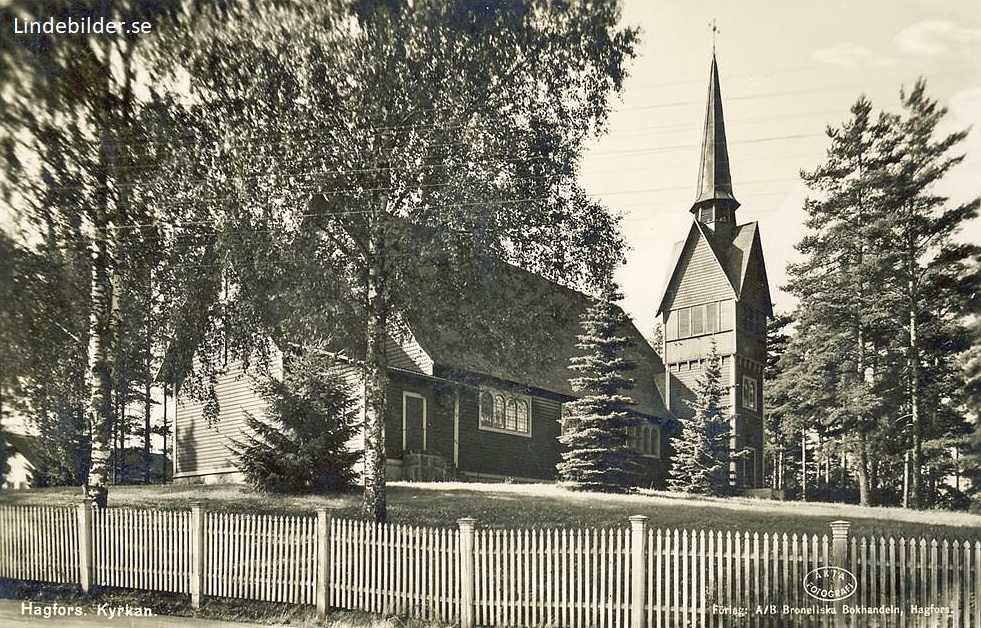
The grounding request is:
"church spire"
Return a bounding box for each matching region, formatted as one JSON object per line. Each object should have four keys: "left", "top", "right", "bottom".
{"left": 691, "top": 54, "right": 740, "bottom": 229}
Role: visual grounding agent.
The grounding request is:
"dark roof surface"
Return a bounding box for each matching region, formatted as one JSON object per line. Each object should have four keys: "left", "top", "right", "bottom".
{"left": 657, "top": 220, "right": 773, "bottom": 317}
{"left": 693, "top": 54, "right": 739, "bottom": 210}
{"left": 4, "top": 433, "right": 41, "bottom": 465}
{"left": 404, "top": 259, "right": 669, "bottom": 418}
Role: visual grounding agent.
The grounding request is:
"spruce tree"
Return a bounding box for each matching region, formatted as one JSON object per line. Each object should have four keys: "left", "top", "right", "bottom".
{"left": 232, "top": 348, "right": 360, "bottom": 494}
{"left": 557, "top": 282, "right": 641, "bottom": 492}
{"left": 667, "top": 343, "right": 731, "bottom": 496}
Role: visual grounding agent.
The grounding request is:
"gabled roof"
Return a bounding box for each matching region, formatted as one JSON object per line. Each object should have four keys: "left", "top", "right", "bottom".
{"left": 4, "top": 432, "right": 42, "bottom": 466}
{"left": 303, "top": 211, "right": 671, "bottom": 419}
{"left": 404, "top": 259, "right": 670, "bottom": 418}
{"left": 656, "top": 220, "right": 773, "bottom": 317}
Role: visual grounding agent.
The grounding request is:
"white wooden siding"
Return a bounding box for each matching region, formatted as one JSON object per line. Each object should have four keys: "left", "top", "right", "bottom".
{"left": 175, "top": 355, "right": 282, "bottom": 478}
{"left": 385, "top": 332, "right": 433, "bottom": 375}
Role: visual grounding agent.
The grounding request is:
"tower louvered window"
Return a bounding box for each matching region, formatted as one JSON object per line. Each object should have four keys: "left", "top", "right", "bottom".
{"left": 668, "top": 301, "right": 732, "bottom": 340}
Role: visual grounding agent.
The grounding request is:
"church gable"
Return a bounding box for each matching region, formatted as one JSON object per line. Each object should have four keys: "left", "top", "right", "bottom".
{"left": 662, "top": 228, "right": 735, "bottom": 313}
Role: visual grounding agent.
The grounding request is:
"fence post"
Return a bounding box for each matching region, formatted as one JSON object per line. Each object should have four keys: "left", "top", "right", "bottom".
{"left": 457, "top": 517, "right": 477, "bottom": 628}
{"left": 190, "top": 503, "right": 204, "bottom": 609}
{"left": 316, "top": 508, "right": 332, "bottom": 618}
{"left": 76, "top": 498, "right": 93, "bottom": 594}
{"left": 829, "top": 520, "right": 851, "bottom": 628}
{"left": 629, "top": 515, "right": 649, "bottom": 628}
{"left": 829, "top": 520, "right": 850, "bottom": 568}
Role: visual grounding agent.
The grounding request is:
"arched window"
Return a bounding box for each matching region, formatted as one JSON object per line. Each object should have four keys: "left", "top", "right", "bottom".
{"left": 493, "top": 395, "right": 505, "bottom": 428}
{"left": 478, "top": 388, "right": 532, "bottom": 436}
{"left": 515, "top": 399, "right": 529, "bottom": 433}
{"left": 505, "top": 399, "right": 518, "bottom": 431}
{"left": 626, "top": 422, "right": 661, "bottom": 458}
{"left": 479, "top": 392, "right": 494, "bottom": 428}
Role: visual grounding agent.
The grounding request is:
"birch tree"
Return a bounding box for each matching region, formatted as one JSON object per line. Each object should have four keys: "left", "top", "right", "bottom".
{"left": 0, "top": 0, "right": 189, "bottom": 505}
{"left": 151, "top": 0, "right": 636, "bottom": 521}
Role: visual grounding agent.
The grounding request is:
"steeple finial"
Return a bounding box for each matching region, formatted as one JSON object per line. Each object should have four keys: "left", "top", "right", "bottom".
{"left": 710, "top": 19, "right": 719, "bottom": 53}
{"left": 691, "top": 53, "right": 739, "bottom": 220}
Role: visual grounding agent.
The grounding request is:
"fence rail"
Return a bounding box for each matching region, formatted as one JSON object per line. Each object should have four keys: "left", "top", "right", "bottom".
{"left": 1, "top": 502, "right": 980, "bottom": 627}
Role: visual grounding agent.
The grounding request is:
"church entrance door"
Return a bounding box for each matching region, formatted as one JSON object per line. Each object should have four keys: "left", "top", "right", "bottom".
{"left": 402, "top": 392, "right": 427, "bottom": 453}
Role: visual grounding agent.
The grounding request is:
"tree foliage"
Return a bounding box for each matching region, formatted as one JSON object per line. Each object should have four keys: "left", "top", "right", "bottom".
{"left": 773, "top": 82, "right": 980, "bottom": 508}
{"left": 232, "top": 349, "right": 360, "bottom": 494}
{"left": 557, "top": 282, "right": 641, "bottom": 493}
{"left": 0, "top": 0, "right": 193, "bottom": 504}
{"left": 147, "top": 0, "right": 636, "bottom": 520}
{"left": 2, "top": 1, "right": 636, "bottom": 513}
{"left": 667, "top": 342, "right": 730, "bottom": 496}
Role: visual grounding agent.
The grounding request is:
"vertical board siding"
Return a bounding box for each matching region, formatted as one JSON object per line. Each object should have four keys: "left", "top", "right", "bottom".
{"left": 2, "top": 505, "right": 981, "bottom": 628}
{"left": 0, "top": 506, "right": 78, "bottom": 583}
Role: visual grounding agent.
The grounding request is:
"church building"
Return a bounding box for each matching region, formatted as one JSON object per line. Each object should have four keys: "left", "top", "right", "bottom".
{"left": 170, "top": 54, "right": 771, "bottom": 492}
{"left": 656, "top": 54, "right": 772, "bottom": 488}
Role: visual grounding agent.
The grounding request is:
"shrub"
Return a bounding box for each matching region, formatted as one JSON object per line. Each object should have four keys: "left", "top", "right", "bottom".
{"left": 232, "top": 348, "right": 360, "bottom": 493}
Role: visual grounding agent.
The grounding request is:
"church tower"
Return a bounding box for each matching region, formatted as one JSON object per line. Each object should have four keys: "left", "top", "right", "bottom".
{"left": 657, "top": 54, "right": 772, "bottom": 488}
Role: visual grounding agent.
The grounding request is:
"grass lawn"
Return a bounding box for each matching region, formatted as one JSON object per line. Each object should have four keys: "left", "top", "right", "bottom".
{"left": 3, "top": 481, "right": 980, "bottom": 542}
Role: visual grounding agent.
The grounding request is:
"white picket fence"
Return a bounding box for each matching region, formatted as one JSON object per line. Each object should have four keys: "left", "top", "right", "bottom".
{"left": 1, "top": 502, "right": 980, "bottom": 627}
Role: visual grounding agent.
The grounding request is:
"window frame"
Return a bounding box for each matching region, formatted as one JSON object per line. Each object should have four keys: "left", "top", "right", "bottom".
{"left": 669, "top": 301, "right": 732, "bottom": 341}
{"left": 626, "top": 423, "right": 661, "bottom": 458}
{"left": 479, "top": 388, "right": 532, "bottom": 437}
{"left": 741, "top": 375, "right": 758, "bottom": 412}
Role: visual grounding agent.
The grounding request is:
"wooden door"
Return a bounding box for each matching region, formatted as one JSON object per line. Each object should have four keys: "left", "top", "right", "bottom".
{"left": 402, "top": 392, "right": 427, "bottom": 453}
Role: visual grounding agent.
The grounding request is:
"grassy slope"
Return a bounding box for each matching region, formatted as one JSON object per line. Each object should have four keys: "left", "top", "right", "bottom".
{"left": 3, "top": 481, "right": 980, "bottom": 541}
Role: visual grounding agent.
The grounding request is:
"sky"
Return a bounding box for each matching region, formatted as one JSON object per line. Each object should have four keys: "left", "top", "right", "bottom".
{"left": 580, "top": 0, "right": 981, "bottom": 336}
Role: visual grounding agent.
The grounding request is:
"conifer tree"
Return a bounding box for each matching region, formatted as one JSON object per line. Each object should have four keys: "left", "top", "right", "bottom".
{"left": 557, "top": 282, "right": 641, "bottom": 492}
{"left": 779, "top": 96, "right": 897, "bottom": 505}
{"left": 667, "top": 342, "right": 731, "bottom": 496}
{"left": 879, "top": 80, "right": 980, "bottom": 508}
{"left": 232, "top": 348, "right": 360, "bottom": 494}
{"left": 775, "top": 85, "right": 979, "bottom": 507}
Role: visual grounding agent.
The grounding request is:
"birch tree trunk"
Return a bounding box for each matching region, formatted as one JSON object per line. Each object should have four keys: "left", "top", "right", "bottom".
{"left": 361, "top": 204, "right": 389, "bottom": 523}
{"left": 85, "top": 213, "right": 113, "bottom": 508}
{"left": 856, "top": 434, "right": 870, "bottom": 506}
{"left": 908, "top": 299, "right": 922, "bottom": 508}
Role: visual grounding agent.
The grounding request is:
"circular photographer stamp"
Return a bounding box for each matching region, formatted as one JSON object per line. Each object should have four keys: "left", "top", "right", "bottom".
{"left": 803, "top": 566, "right": 857, "bottom": 602}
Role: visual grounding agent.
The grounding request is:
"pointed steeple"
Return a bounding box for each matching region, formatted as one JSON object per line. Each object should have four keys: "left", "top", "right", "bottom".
{"left": 691, "top": 54, "right": 739, "bottom": 233}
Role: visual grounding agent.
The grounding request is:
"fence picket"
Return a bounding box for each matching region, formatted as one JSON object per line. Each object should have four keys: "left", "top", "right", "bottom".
{"left": 3, "top": 505, "right": 981, "bottom": 628}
